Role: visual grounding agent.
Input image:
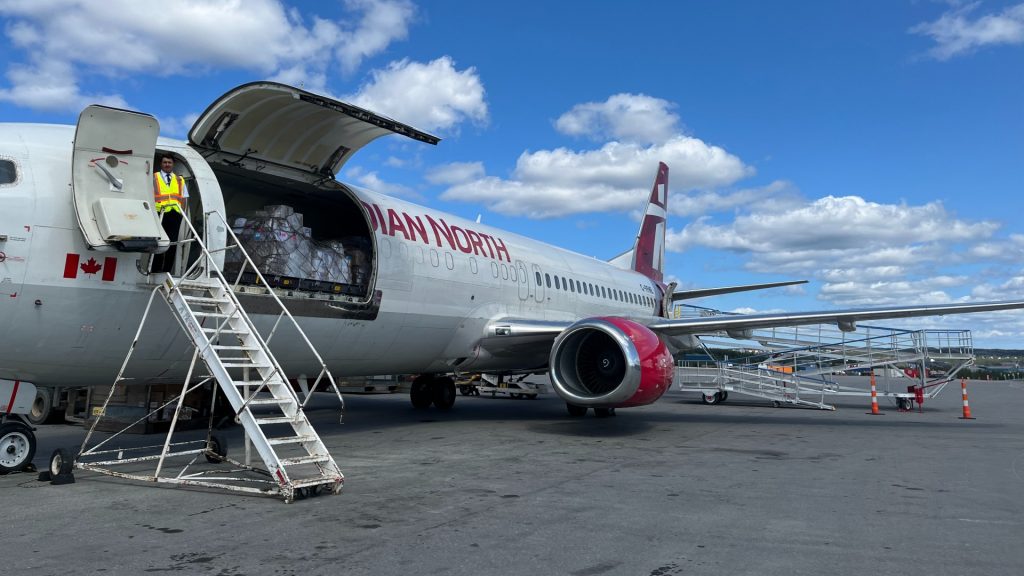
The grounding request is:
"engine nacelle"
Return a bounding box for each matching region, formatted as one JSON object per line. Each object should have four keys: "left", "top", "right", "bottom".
{"left": 549, "top": 317, "right": 675, "bottom": 408}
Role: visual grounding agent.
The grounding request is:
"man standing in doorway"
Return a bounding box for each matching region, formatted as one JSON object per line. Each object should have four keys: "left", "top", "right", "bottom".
{"left": 152, "top": 154, "right": 188, "bottom": 273}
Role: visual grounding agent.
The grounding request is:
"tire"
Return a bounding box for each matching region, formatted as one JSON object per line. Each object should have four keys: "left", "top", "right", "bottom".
{"left": 701, "top": 392, "right": 721, "bottom": 405}
{"left": 459, "top": 385, "right": 473, "bottom": 396}
{"left": 49, "top": 447, "right": 73, "bottom": 476}
{"left": 410, "top": 376, "right": 434, "bottom": 409}
{"left": 0, "top": 421, "right": 36, "bottom": 474}
{"left": 205, "top": 434, "right": 227, "bottom": 464}
{"left": 432, "top": 377, "right": 456, "bottom": 410}
{"left": 27, "top": 387, "right": 53, "bottom": 425}
{"left": 594, "top": 408, "right": 617, "bottom": 418}
{"left": 566, "top": 403, "right": 588, "bottom": 417}
{"left": 717, "top": 391, "right": 729, "bottom": 404}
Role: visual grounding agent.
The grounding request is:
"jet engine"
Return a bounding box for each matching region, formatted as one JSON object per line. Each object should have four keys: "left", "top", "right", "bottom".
{"left": 549, "top": 317, "right": 674, "bottom": 408}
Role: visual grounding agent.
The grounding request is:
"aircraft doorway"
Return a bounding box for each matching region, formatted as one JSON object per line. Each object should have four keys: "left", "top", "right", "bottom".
{"left": 0, "top": 154, "right": 33, "bottom": 324}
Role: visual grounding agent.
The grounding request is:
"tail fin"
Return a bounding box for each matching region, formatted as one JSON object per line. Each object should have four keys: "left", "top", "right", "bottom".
{"left": 610, "top": 162, "right": 668, "bottom": 283}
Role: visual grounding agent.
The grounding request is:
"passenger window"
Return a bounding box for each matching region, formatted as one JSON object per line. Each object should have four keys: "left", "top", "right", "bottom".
{"left": 545, "top": 273, "right": 551, "bottom": 288}
{"left": 554, "top": 276, "right": 561, "bottom": 289}
{"left": 510, "top": 266, "right": 517, "bottom": 282}
{"left": 601, "top": 286, "right": 606, "bottom": 299}
{"left": 576, "top": 280, "right": 582, "bottom": 293}
{"left": 430, "top": 249, "right": 440, "bottom": 267}
{"left": 491, "top": 261, "right": 499, "bottom": 278}
{"left": 0, "top": 159, "right": 16, "bottom": 185}
{"left": 445, "top": 252, "right": 454, "bottom": 270}
{"left": 569, "top": 280, "right": 575, "bottom": 293}
{"left": 470, "top": 257, "right": 478, "bottom": 274}
{"left": 536, "top": 271, "right": 542, "bottom": 285}
{"left": 501, "top": 264, "right": 509, "bottom": 280}
{"left": 561, "top": 276, "right": 568, "bottom": 290}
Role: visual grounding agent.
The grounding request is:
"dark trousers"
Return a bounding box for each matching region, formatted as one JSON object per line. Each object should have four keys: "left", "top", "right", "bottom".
{"left": 153, "top": 210, "right": 182, "bottom": 273}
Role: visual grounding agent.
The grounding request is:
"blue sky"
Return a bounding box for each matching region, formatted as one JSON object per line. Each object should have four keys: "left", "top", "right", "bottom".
{"left": 2, "top": 0, "right": 1023, "bottom": 346}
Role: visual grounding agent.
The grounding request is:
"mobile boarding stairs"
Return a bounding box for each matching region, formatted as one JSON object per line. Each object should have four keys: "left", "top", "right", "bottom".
{"left": 69, "top": 211, "right": 345, "bottom": 503}
{"left": 674, "top": 305, "right": 975, "bottom": 411}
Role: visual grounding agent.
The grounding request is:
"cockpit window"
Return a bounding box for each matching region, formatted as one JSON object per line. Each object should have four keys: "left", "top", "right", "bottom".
{"left": 0, "top": 159, "right": 17, "bottom": 185}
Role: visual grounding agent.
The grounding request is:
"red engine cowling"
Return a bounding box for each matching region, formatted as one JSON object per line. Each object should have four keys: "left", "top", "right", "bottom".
{"left": 549, "top": 317, "right": 674, "bottom": 408}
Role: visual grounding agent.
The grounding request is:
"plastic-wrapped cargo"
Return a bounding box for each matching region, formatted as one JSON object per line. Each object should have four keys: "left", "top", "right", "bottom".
{"left": 225, "top": 205, "right": 357, "bottom": 289}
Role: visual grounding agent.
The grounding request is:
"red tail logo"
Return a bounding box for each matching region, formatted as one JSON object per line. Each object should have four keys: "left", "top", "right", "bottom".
{"left": 633, "top": 162, "right": 668, "bottom": 283}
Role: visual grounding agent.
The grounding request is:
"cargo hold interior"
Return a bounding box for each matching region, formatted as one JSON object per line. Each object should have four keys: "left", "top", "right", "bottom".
{"left": 209, "top": 163, "right": 375, "bottom": 300}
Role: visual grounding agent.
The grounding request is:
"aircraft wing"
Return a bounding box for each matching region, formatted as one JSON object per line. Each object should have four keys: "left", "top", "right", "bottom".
{"left": 647, "top": 300, "right": 1024, "bottom": 337}
{"left": 481, "top": 300, "right": 1024, "bottom": 356}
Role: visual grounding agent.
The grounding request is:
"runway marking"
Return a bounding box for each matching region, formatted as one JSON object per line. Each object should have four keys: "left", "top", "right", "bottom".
{"left": 957, "top": 518, "right": 1021, "bottom": 525}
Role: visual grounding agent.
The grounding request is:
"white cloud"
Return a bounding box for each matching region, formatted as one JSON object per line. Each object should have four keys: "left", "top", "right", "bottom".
{"left": 346, "top": 56, "right": 488, "bottom": 132}
{"left": 668, "top": 196, "right": 997, "bottom": 255}
{"left": 910, "top": 2, "right": 1024, "bottom": 60}
{"left": 555, "top": 93, "right": 681, "bottom": 145}
{"left": 666, "top": 194, "right": 1007, "bottom": 306}
{"left": 670, "top": 180, "right": 798, "bottom": 217}
{"left": 425, "top": 161, "right": 485, "bottom": 185}
{"left": 441, "top": 132, "right": 752, "bottom": 218}
{"left": 344, "top": 166, "right": 419, "bottom": 199}
{"left": 0, "top": 0, "right": 416, "bottom": 111}
{"left": 336, "top": 0, "right": 416, "bottom": 74}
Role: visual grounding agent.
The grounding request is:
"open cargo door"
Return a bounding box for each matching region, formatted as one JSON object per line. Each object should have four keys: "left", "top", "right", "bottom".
{"left": 72, "top": 105, "right": 166, "bottom": 252}
{"left": 189, "top": 81, "right": 439, "bottom": 184}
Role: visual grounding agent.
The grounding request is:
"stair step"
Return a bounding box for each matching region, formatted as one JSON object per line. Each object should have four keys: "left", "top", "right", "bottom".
{"left": 193, "top": 311, "right": 236, "bottom": 319}
{"left": 221, "top": 361, "right": 272, "bottom": 369}
{"left": 279, "top": 454, "right": 331, "bottom": 467}
{"left": 254, "top": 415, "right": 300, "bottom": 425}
{"left": 267, "top": 435, "right": 319, "bottom": 446}
{"left": 246, "top": 397, "right": 294, "bottom": 406}
{"left": 183, "top": 296, "right": 229, "bottom": 305}
{"left": 291, "top": 475, "right": 343, "bottom": 489}
{"left": 232, "top": 380, "right": 286, "bottom": 388}
{"left": 213, "top": 345, "right": 261, "bottom": 351}
{"left": 202, "top": 327, "right": 247, "bottom": 334}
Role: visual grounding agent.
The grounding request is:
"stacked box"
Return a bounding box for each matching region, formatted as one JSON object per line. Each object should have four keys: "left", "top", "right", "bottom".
{"left": 225, "top": 205, "right": 362, "bottom": 288}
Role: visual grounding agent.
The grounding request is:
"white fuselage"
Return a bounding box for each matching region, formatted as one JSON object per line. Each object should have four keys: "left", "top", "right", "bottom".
{"left": 0, "top": 124, "right": 662, "bottom": 388}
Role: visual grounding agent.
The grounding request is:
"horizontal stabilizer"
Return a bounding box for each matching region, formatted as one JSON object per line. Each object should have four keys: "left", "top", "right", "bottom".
{"left": 671, "top": 280, "right": 808, "bottom": 302}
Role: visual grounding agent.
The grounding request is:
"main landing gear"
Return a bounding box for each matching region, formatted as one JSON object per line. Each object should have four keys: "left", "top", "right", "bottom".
{"left": 410, "top": 374, "right": 457, "bottom": 410}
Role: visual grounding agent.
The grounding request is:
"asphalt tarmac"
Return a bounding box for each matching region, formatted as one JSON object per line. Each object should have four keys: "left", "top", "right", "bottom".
{"left": 3, "top": 378, "right": 1022, "bottom": 576}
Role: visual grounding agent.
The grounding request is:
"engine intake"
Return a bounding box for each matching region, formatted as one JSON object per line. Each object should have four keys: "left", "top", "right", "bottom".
{"left": 549, "top": 317, "right": 674, "bottom": 408}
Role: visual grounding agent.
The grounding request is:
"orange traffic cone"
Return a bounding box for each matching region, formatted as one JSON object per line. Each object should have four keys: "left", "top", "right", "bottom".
{"left": 959, "top": 378, "right": 975, "bottom": 420}
{"left": 867, "top": 371, "right": 882, "bottom": 415}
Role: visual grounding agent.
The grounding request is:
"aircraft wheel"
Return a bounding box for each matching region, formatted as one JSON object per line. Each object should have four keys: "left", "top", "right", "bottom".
{"left": 594, "top": 408, "right": 616, "bottom": 418}
{"left": 0, "top": 421, "right": 36, "bottom": 474}
{"left": 27, "top": 387, "right": 53, "bottom": 425}
{"left": 410, "top": 376, "right": 434, "bottom": 409}
{"left": 701, "top": 392, "right": 721, "bottom": 405}
{"left": 459, "top": 385, "right": 473, "bottom": 396}
{"left": 205, "top": 434, "right": 228, "bottom": 464}
{"left": 432, "top": 377, "right": 456, "bottom": 410}
{"left": 566, "top": 403, "right": 588, "bottom": 417}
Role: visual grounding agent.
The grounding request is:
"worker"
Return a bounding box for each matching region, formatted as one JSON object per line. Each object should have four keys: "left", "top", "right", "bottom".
{"left": 152, "top": 154, "right": 188, "bottom": 272}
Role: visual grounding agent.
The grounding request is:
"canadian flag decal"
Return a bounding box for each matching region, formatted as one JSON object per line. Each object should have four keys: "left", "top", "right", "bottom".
{"left": 63, "top": 253, "right": 117, "bottom": 282}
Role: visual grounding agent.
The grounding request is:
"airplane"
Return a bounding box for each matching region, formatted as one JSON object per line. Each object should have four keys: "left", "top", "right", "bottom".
{"left": 2, "top": 81, "right": 1023, "bottom": 472}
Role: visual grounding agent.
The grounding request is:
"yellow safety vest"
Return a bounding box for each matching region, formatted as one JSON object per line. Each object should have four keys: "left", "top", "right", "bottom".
{"left": 153, "top": 172, "right": 185, "bottom": 214}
